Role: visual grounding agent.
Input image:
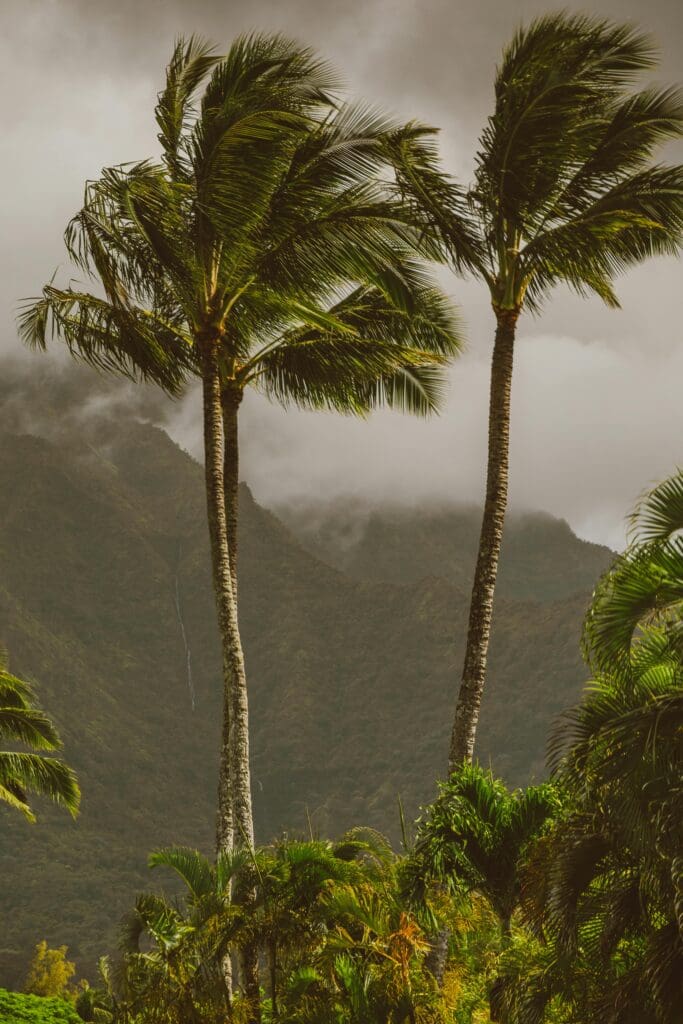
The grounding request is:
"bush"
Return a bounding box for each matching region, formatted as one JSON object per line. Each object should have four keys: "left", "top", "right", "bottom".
{"left": 0, "top": 987, "right": 80, "bottom": 1023}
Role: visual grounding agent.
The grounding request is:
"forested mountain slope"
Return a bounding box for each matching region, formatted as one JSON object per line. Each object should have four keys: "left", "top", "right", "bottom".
{"left": 0, "top": 409, "right": 612, "bottom": 983}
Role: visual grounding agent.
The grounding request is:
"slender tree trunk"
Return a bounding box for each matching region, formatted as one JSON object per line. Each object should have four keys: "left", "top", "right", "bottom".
{"left": 449, "top": 308, "right": 518, "bottom": 771}
{"left": 221, "top": 384, "right": 260, "bottom": 1023}
{"left": 221, "top": 385, "right": 254, "bottom": 849}
{"left": 200, "top": 342, "right": 242, "bottom": 1000}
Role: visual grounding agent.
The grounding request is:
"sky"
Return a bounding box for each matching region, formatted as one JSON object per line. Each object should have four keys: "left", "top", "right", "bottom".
{"left": 1, "top": 0, "right": 682, "bottom": 547}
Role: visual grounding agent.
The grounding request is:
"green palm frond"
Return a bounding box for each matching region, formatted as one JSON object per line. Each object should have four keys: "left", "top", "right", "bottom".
{"left": 0, "top": 751, "right": 79, "bottom": 821}
{"left": 477, "top": 13, "right": 658, "bottom": 227}
{"left": 155, "top": 36, "right": 220, "bottom": 179}
{"left": 149, "top": 848, "right": 215, "bottom": 902}
{"left": 22, "top": 33, "right": 461, "bottom": 417}
{"left": 629, "top": 469, "right": 683, "bottom": 542}
{"left": 584, "top": 473, "right": 683, "bottom": 672}
{"left": 0, "top": 666, "right": 79, "bottom": 822}
{"left": 18, "top": 285, "right": 190, "bottom": 394}
{"left": 409, "top": 764, "right": 559, "bottom": 929}
{"left": 0, "top": 706, "right": 63, "bottom": 750}
{"left": 388, "top": 12, "right": 683, "bottom": 316}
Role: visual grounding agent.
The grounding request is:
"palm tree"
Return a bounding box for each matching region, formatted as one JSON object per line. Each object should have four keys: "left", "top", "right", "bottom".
{"left": 0, "top": 650, "right": 80, "bottom": 822}
{"left": 387, "top": 12, "right": 683, "bottom": 769}
{"left": 409, "top": 764, "right": 560, "bottom": 939}
{"left": 584, "top": 469, "right": 683, "bottom": 673}
{"left": 514, "top": 473, "right": 683, "bottom": 1024}
{"left": 149, "top": 832, "right": 396, "bottom": 1021}
{"left": 20, "top": 36, "right": 462, "bottom": 894}
{"left": 406, "top": 763, "right": 559, "bottom": 1005}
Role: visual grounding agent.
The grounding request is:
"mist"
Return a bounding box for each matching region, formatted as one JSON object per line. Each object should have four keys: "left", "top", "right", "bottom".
{"left": 2, "top": 0, "right": 682, "bottom": 548}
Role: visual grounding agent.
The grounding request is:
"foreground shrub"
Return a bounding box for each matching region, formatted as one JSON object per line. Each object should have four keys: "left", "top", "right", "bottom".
{"left": 0, "top": 987, "right": 80, "bottom": 1024}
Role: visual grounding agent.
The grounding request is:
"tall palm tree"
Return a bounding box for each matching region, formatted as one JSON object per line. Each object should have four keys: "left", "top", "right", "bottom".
{"left": 0, "top": 651, "right": 80, "bottom": 821}
{"left": 19, "top": 35, "right": 461, "bottom": 864}
{"left": 388, "top": 12, "right": 683, "bottom": 769}
{"left": 20, "top": 36, "right": 461, "bottom": 1015}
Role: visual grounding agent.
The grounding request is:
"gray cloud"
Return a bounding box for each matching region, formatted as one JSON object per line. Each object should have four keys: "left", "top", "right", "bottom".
{"left": 2, "top": 0, "right": 682, "bottom": 546}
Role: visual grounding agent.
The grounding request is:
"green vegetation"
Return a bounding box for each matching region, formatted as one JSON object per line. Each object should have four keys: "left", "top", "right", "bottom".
{"left": 0, "top": 652, "right": 79, "bottom": 822}
{"left": 0, "top": 404, "right": 607, "bottom": 980}
{"left": 0, "top": 988, "right": 80, "bottom": 1024}
{"left": 40, "top": 472, "right": 676, "bottom": 1024}
{"left": 24, "top": 943, "right": 77, "bottom": 1000}
{"left": 0, "top": 10, "right": 680, "bottom": 1024}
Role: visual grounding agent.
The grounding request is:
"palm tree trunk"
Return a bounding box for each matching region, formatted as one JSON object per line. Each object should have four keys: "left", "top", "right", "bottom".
{"left": 449, "top": 309, "right": 518, "bottom": 771}
{"left": 221, "top": 385, "right": 254, "bottom": 850}
{"left": 200, "top": 345, "right": 240, "bottom": 856}
{"left": 221, "top": 384, "right": 260, "bottom": 1023}
{"left": 200, "top": 343, "right": 241, "bottom": 1000}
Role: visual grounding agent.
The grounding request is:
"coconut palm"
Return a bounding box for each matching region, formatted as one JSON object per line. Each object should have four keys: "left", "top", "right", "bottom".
{"left": 19, "top": 37, "right": 462, "bottom": 901}
{"left": 0, "top": 650, "right": 80, "bottom": 822}
{"left": 387, "top": 12, "right": 683, "bottom": 768}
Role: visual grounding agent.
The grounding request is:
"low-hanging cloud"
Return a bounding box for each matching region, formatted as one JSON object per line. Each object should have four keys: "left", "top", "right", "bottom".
{"left": 2, "top": 0, "right": 682, "bottom": 549}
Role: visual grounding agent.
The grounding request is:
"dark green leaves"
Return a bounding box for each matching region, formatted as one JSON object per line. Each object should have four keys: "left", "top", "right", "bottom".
{"left": 22, "top": 33, "right": 461, "bottom": 413}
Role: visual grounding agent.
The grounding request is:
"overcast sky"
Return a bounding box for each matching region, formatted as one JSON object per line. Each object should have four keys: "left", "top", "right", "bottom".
{"left": 2, "top": 0, "right": 682, "bottom": 546}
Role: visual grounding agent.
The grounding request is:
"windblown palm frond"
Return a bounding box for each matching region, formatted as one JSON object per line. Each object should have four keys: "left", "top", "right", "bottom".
{"left": 584, "top": 470, "right": 683, "bottom": 672}
{"left": 22, "top": 32, "right": 461, "bottom": 413}
{"left": 0, "top": 662, "right": 79, "bottom": 822}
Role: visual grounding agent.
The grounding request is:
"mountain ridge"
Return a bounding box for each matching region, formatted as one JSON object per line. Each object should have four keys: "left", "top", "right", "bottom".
{"left": 0, "top": 412, "right": 612, "bottom": 984}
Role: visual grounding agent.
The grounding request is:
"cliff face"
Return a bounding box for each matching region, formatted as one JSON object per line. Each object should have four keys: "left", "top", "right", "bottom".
{"left": 0, "top": 412, "right": 611, "bottom": 983}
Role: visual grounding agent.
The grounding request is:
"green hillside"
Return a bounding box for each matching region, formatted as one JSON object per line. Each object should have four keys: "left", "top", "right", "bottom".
{"left": 0, "top": 375, "right": 613, "bottom": 985}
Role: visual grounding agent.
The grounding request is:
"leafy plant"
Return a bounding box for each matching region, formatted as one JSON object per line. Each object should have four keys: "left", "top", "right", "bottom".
{"left": 0, "top": 651, "right": 79, "bottom": 822}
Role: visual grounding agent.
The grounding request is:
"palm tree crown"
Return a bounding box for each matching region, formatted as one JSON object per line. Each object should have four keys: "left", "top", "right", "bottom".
{"left": 394, "top": 12, "right": 683, "bottom": 314}
{"left": 20, "top": 34, "right": 461, "bottom": 413}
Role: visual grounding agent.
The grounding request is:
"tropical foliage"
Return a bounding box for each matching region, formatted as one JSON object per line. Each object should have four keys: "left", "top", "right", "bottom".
{"left": 24, "top": 942, "right": 77, "bottom": 1000}
{"left": 0, "top": 988, "right": 80, "bottom": 1024}
{"left": 509, "top": 471, "right": 683, "bottom": 1024}
{"left": 33, "top": 472, "right": 675, "bottom": 1024}
{"left": 0, "top": 651, "right": 80, "bottom": 822}
{"left": 2, "top": 11, "right": 681, "bottom": 1024}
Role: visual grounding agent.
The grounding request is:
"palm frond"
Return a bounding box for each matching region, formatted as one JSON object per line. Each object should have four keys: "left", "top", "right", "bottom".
{"left": 629, "top": 469, "right": 683, "bottom": 543}
{"left": 0, "top": 751, "right": 80, "bottom": 819}
{"left": 156, "top": 36, "right": 219, "bottom": 179}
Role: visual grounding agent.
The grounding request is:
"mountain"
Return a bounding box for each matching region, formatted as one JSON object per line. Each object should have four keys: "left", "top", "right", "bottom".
{"left": 275, "top": 497, "right": 611, "bottom": 601}
{"left": 0, "top": 386, "right": 613, "bottom": 985}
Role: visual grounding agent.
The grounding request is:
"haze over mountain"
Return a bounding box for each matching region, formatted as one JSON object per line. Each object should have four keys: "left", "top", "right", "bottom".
{"left": 3, "top": 0, "right": 682, "bottom": 549}
{"left": 0, "top": 363, "right": 614, "bottom": 984}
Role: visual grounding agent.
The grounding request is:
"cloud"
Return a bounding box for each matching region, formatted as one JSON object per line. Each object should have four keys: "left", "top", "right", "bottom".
{"left": 2, "top": 0, "right": 682, "bottom": 547}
